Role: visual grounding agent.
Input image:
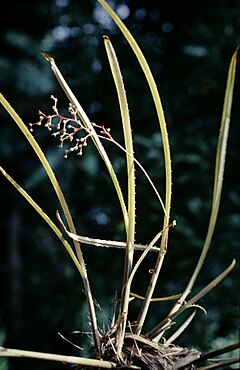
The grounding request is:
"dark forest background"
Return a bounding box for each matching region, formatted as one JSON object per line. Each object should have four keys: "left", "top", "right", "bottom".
{"left": 0, "top": 1, "right": 239, "bottom": 369}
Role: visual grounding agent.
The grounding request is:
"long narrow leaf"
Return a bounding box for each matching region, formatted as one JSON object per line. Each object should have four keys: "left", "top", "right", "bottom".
{"left": 103, "top": 35, "right": 135, "bottom": 353}
{"left": 56, "top": 210, "right": 159, "bottom": 251}
{"left": 130, "top": 292, "right": 181, "bottom": 302}
{"left": 165, "top": 311, "right": 196, "bottom": 345}
{"left": 0, "top": 166, "right": 85, "bottom": 279}
{"left": 0, "top": 93, "right": 83, "bottom": 262}
{"left": 186, "top": 259, "right": 236, "bottom": 306}
{"left": 0, "top": 346, "right": 119, "bottom": 369}
{"left": 97, "top": 0, "right": 172, "bottom": 335}
{"left": 196, "top": 358, "right": 240, "bottom": 370}
{"left": 195, "top": 342, "right": 240, "bottom": 363}
{"left": 145, "top": 48, "right": 238, "bottom": 340}
{"left": 168, "top": 48, "right": 238, "bottom": 316}
{"left": 97, "top": 0, "right": 172, "bottom": 226}
{"left": 41, "top": 53, "right": 128, "bottom": 231}
{"left": 0, "top": 94, "right": 101, "bottom": 355}
{"left": 147, "top": 259, "right": 236, "bottom": 340}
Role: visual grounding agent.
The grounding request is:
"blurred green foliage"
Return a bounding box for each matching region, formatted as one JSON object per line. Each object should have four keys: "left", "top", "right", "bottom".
{"left": 0, "top": 1, "right": 239, "bottom": 369}
{"left": 0, "top": 325, "right": 8, "bottom": 370}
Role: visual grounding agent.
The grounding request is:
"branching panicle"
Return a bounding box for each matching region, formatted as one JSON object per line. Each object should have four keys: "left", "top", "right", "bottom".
{"left": 29, "top": 96, "right": 111, "bottom": 158}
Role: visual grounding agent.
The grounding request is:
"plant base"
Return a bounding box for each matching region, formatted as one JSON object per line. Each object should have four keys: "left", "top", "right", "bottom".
{"left": 100, "top": 332, "right": 201, "bottom": 370}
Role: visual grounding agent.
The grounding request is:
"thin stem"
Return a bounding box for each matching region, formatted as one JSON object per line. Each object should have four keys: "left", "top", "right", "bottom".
{"left": 97, "top": 134, "right": 166, "bottom": 216}
{"left": 135, "top": 245, "right": 167, "bottom": 335}
{"left": 127, "top": 221, "right": 176, "bottom": 295}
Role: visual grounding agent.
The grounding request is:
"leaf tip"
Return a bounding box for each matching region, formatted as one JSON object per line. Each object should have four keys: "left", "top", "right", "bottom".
{"left": 231, "top": 258, "right": 236, "bottom": 267}
{"left": 103, "top": 35, "right": 110, "bottom": 43}
{"left": 40, "top": 51, "right": 54, "bottom": 62}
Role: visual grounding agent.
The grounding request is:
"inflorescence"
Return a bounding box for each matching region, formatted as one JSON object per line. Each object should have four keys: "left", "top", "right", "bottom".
{"left": 29, "top": 95, "right": 112, "bottom": 158}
